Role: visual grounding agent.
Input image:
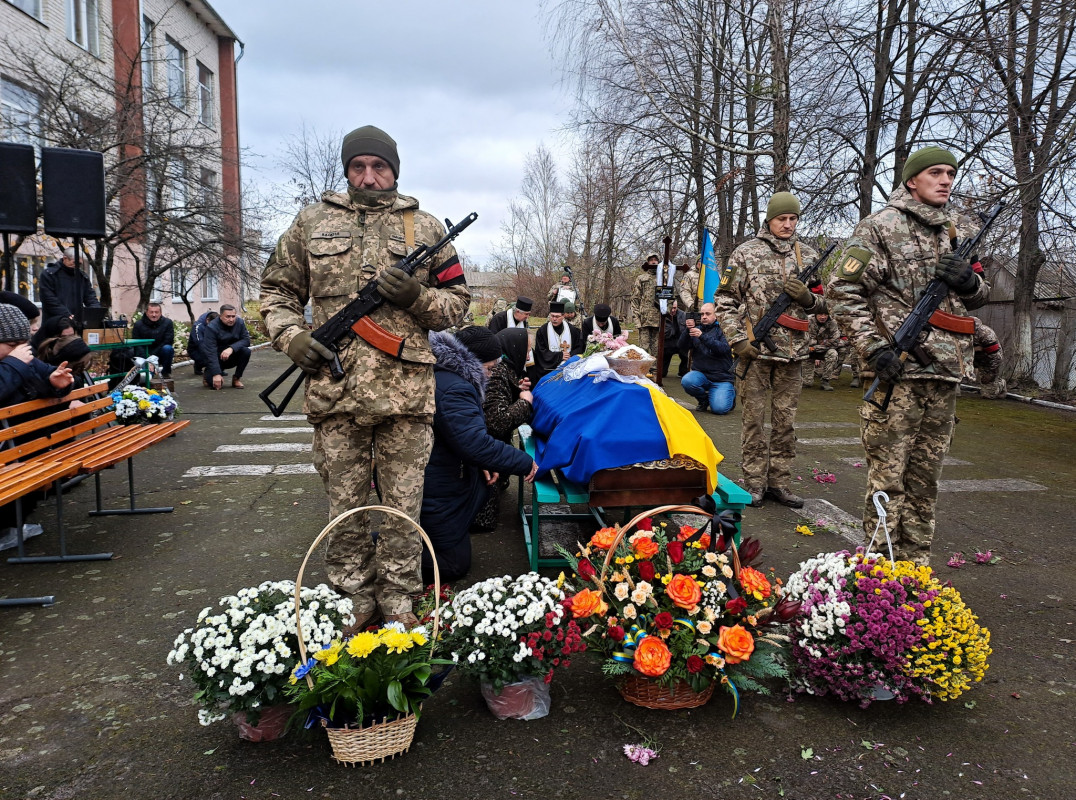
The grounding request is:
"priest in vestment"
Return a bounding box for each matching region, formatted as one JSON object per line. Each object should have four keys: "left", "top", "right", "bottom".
{"left": 532, "top": 301, "right": 583, "bottom": 382}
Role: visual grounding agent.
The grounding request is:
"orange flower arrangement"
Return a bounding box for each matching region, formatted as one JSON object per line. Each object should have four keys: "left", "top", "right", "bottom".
{"left": 633, "top": 636, "right": 672, "bottom": 677}
{"left": 568, "top": 588, "right": 608, "bottom": 618}
{"left": 739, "top": 566, "right": 772, "bottom": 600}
{"left": 678, "top": 524, "right": 710, "bottom": 549}
{"left": 666, "top": 574, "right": 702, "bottom": 610}
{"left": 717, "top": 624, "right": 755, "bottom": 664}
{"left": 589, "top": 527, "right": 619, "bottom": 550}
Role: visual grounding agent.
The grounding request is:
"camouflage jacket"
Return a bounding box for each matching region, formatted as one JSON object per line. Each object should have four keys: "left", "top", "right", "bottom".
{"left": 808, "top": 316, "right": 841, "bottom": 350}
{"left": 677, "top": 267, "right": 701, "bottom": 312}
{"left": 714, "top": 230, "right": 823, "bottom": 362}
{"left": 630, "top": 270, "right": 661, "bottom": 328}
{"left": 260, "top": 186, "right": 470, "bottom": 423}
{"left": 826, "top": 186, "right": 989, "bottom": 383}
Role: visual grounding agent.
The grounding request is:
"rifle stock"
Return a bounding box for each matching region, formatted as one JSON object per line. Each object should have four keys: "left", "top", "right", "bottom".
{"left": 259, "top": 211, "right": 478, "bottom": 416}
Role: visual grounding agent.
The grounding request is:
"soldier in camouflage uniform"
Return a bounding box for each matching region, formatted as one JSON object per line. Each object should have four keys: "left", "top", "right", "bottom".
{"left": 715, "top": 192, "right": 824, "bottom": 508}
{"left": 827, "top": 147, "right": 990, "bottom": 565}
{"left": 802, "top": 311, "right": 841, "bottom": 390}
{"left": 260, "top": 125, "right": 470, "bottom": 628}
{"left": 677, "top": 253, "right": 701, "bottom": 313}
{"left": 973, "top": 317, "right": 1006, "bottom": 398}
{"left": 630, "top": 253, "right": 662, "bottom": 357}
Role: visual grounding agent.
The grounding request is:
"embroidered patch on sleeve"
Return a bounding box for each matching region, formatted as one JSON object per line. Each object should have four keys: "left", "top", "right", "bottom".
{"left": 836, "top": 246, "right": 872, "bottom": 282}
{"left": 718, "top": 264, "right": 736, "bottom": 290}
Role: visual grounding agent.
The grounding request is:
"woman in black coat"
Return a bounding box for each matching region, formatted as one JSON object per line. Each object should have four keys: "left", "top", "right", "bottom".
{"left": 421, "top": 327, "right": 538, "bottom": 583}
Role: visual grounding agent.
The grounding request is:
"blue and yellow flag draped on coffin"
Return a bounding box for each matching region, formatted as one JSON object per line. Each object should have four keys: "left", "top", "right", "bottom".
{"left": 531, "top": 361, "right": 722, "bottom": 493}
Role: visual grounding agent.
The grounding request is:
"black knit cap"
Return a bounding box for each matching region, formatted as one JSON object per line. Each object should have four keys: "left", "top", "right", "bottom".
{"left": 455, "top": 326, "right": 502, "bottom": 363}
{"left": 341, "top": 125, "right": 400, "bottom": 178}
{"left": 0, "top": 291, "right": 40, "bottom": 321}
{"left": 0, "top": 303, "right": 30, "bottom": 343}
{"left": 594, "top": 303, "right": 611, "bottom": 321}
{"left": 54, "top": 335, "right": 91, "bottom": 363}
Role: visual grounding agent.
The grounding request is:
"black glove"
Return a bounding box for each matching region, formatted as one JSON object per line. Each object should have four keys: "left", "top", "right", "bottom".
{"left": 935, "top": 252, "right": 977, "bottom": 296}
{"left": 732, "top": 339, "right": 759, "bottom": 361}
{"left": 287, "top": 330, "right": 335, "bottom": 374}
{"left": 871, "top": 347, "right": 904, "bottom": 383}
{"left": 784, "top": 278, "right": 813, "bottom": 308}
{"left": 376, "top": 266, "right": 422, "bottom": 308}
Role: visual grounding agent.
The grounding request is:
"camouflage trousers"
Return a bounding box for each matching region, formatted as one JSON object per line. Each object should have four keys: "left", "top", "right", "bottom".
{"left": 312, "top": 413, "right": 433, "bottom": 616}
{"left": 802, "top": 347, "right": 839, "bottom": 384}
{"left": 859, "top": 380, "right": 957, "bottom": 565}
{"left": 740, "top": 359, "right": 802, "bottom": 492}
{"left": 637, "top": 326, "right": 660, "bottom": 360}
{"left": 837, "top": 346, "right": 861, "bottom": 379}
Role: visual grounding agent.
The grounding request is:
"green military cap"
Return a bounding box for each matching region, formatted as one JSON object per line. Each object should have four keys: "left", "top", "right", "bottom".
{"left": 901, "top": 146, "right": 958, "bottom": 184}
{"left": 765, "top": 192, "right": 801, "bottom": 221}
{"left": 341, "top": 125, "right": 400, "bottom": 178}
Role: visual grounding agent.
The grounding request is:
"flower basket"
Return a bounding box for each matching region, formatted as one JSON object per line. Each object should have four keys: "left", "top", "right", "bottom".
{"left": 292, "top": 505, "right": 443, "bottom": 766}
{"left": 618, "top": 674, "right": 715, "bottom": 710}
{"left": 561, "top": 504, "right": 797, "bottom": 716}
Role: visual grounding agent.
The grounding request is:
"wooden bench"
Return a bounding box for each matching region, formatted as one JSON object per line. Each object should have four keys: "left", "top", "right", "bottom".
{"left": 517, "top": 430, "right": 752, "bottom": 571}
{"left": 0, "top": 381, "right": 190, "bottom": 569}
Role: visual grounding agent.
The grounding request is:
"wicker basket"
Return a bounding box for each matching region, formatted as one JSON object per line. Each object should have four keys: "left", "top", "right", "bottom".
{"left": 618, "top": 675, "right": 715, "bottom": 709}
{"left": 293, "top": 505, "right": 441, "bottom": 766}
{"left": 599, "top": 504, "right": 741, "bottom": 710}
{"left": 607, "top": 355, "right": 656, "bottom": 377}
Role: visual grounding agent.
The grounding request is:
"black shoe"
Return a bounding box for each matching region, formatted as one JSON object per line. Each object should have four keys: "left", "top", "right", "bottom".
{"left": 765, "top": 487, "right": 805, "bottom": 508}
{"left": 748, "top": 487, "right": 766, "bottom": 507}
{"left": 193, "top": 367, "right": 203, "bottom": 376}
{"left": 162, "top": 371, "right": 172, "bottom": 380}
{"left": 695, "top": 400, "right": 709, "bottom": 412}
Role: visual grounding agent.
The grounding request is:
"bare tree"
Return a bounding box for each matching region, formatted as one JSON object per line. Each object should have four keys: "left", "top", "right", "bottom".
{"left": 277, "top": 122, "right": 346, "bottom": 212}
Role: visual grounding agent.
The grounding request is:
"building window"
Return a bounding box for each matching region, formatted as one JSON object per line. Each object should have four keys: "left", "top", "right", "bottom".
{"left": 7, "top": 0, "right": 43, "bottom": 21}
{"left": 67, "top": 0, "right": 100, "bottom": 56}
{"left": 196, "top": 62, "right": 214, "bottom": 127}
{"left": 170, "top": 268, "right": 189, "bottom": 301}
{"left": 0, "top": 77, "right": 42, "bottom": 148}
{"left": 169, "top": 158, "right": 188, "bottom": 211}
{"left": 165, "top": 36, "right": 187, "bottom": 109}
{"left": 151, "top": 275, "right": 165, "bottom": 303}
{"left": 202, "top": 272, "right": 219, "bottom": 302}
{"left": 141, "top": 15, "right": 156, "bottom": 96}
{"left": 15, "top": 255, "right": 47, "bottom": 304}
{"left": 199, "top": 166, "right": 217, "bottom": 223}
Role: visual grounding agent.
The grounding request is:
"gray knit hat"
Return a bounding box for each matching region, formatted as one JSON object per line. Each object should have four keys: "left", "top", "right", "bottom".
{"left": 0, "top": 303, "right": 31, "bottom": 343}
{"left": 341, "top": 125, "right": 400, "bottom": 178}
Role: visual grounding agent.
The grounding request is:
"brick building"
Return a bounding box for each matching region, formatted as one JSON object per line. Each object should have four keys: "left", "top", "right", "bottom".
{"left": 0, "top": 0, "right": 245, "bottom": 322}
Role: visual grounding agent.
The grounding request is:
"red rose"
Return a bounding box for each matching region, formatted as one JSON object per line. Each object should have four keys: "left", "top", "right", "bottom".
{"left": 637, "top": 518, "right": 653, "bottom": 531}
{"left": 609, "top": 625, "right": 625, "bottom": 642}
{"left": 726, "top": 596, "right": 748, "bottom": 615}
{"left": 637, "top": 560, "right": 656, "bottom": 582}
{"left": 666, "top": 540, "right": 684, "bottom": 564}
{"left": 686, "top": 655, "right": 705, "bottom": 674}
{"left": 654, "top": 612, "right": 674, "bottom": 630}
{"left": 576, "top": 559, "right": 597, "bottom": 581}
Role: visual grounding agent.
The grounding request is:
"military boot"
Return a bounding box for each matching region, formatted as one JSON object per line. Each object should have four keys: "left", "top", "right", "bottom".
{"left": 748, "top": 487, "right": 766, "bottom": 507}
{"left": 849, "top": 377, "right": 861, "bottom": 388}
{"left": 820, "top": 381, "right": 834, "bottom": 391}
{"left": 765, "top": 487, "right": 805, "bottom": 508}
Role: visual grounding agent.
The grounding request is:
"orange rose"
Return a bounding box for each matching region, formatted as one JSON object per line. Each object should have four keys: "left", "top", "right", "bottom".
{"left": 589, "top": 526, "right": 619, "bottom": 550}
{"left": 716, "top": 624, "right": 755, "bottom": 665}
{"left": 678, "top": 524, "right": 697, "bottom": 541}
{"left": 569, "top": 588, "right": 608, "bottom": 619}
{"left": 632, "top": 636, "right": 672, "bottom": 677}
{"left": 739, "top": 566, "right": 772, "bottom": 599}
{"left": 666, "top": 574, "right": 702, "bottom": 610}
{"left": 631, "top": 535, "right": 660, "bottom": 559}
{"left": 698, "top": 532, "right": 711, "bottom": 549}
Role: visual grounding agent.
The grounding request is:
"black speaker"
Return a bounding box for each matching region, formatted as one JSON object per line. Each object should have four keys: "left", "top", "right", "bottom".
{"left": 41, "top": 147, "right": 106, "bottom": 238}
{"left": 0, "top": 142, "right": 38, "bottom": 235}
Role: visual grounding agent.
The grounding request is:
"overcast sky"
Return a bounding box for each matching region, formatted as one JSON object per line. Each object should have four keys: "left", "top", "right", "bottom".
{"left": 208, "top": 0, "right": 575, "bottom": 267}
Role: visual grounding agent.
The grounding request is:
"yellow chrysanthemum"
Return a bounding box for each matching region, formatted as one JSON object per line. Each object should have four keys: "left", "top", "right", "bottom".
{"left": 346, "top": 631, "right": 380, "bottom": 659}
{"left": 410, "top": 630, "right": 429, "bottom": 647}
{"left": 380, "top": 628, "right": 414, "bottom": 654}
{"left": 795, "top": 524, "right": 814, "bottom": 536}
{"left": 313, "top": 641, "right": 343, "bottom": 666}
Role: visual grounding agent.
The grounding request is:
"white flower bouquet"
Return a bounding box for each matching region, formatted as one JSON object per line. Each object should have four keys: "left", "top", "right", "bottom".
{"left": 110, "top": 386, "right": 178, "bottom": 424}
{"left": 166, "top": 580, "right": 354, "bottom": 727}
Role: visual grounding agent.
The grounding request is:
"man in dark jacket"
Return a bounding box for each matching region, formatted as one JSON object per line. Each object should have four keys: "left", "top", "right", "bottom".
{"left": 487, "top": 295, "right": 532, "bottom": 333}
{"left": 679, "top": 302, "right": 736, "bottom": 414}
{"left": 131, "top": 302, "right": 175, "bottom": 378}
{"left": 203, "top": 304, "right": 251, "bottom": 389}
{"left": 187, "top": 311, "right": 218, "bottom": 376}
{"left": 660, "top": 300, "right": 690, "bottom": 378}
{"left": 38, "top": 248, "right": 101, "bottom": 324}
{"left": 421, "top": 327, "right": 537, "bottom": 582}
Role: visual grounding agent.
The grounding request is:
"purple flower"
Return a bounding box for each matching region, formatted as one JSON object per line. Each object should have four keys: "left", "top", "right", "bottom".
{"left": 947, "top": 552, "right": 966, "bottom": 569}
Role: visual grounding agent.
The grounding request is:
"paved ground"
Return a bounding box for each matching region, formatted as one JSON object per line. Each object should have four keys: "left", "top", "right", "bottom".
{"left": 1, "top": 350, "right": 1073, "bottom": 800}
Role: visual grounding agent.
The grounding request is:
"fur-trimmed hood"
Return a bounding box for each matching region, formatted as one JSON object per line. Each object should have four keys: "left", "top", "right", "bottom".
{"left": 430, "top": 331, "right": 489, "bottom": 400}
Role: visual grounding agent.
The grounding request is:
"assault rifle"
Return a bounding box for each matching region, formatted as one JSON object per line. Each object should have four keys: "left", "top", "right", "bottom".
{"left": 736, "top": 242, "right": 836, "bottom": 379}
{"left": 259, "top": 212, "right": 478, "bottom": 417}
{"left": 863, "top": 200, "right": 1005, "bottom": 411}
